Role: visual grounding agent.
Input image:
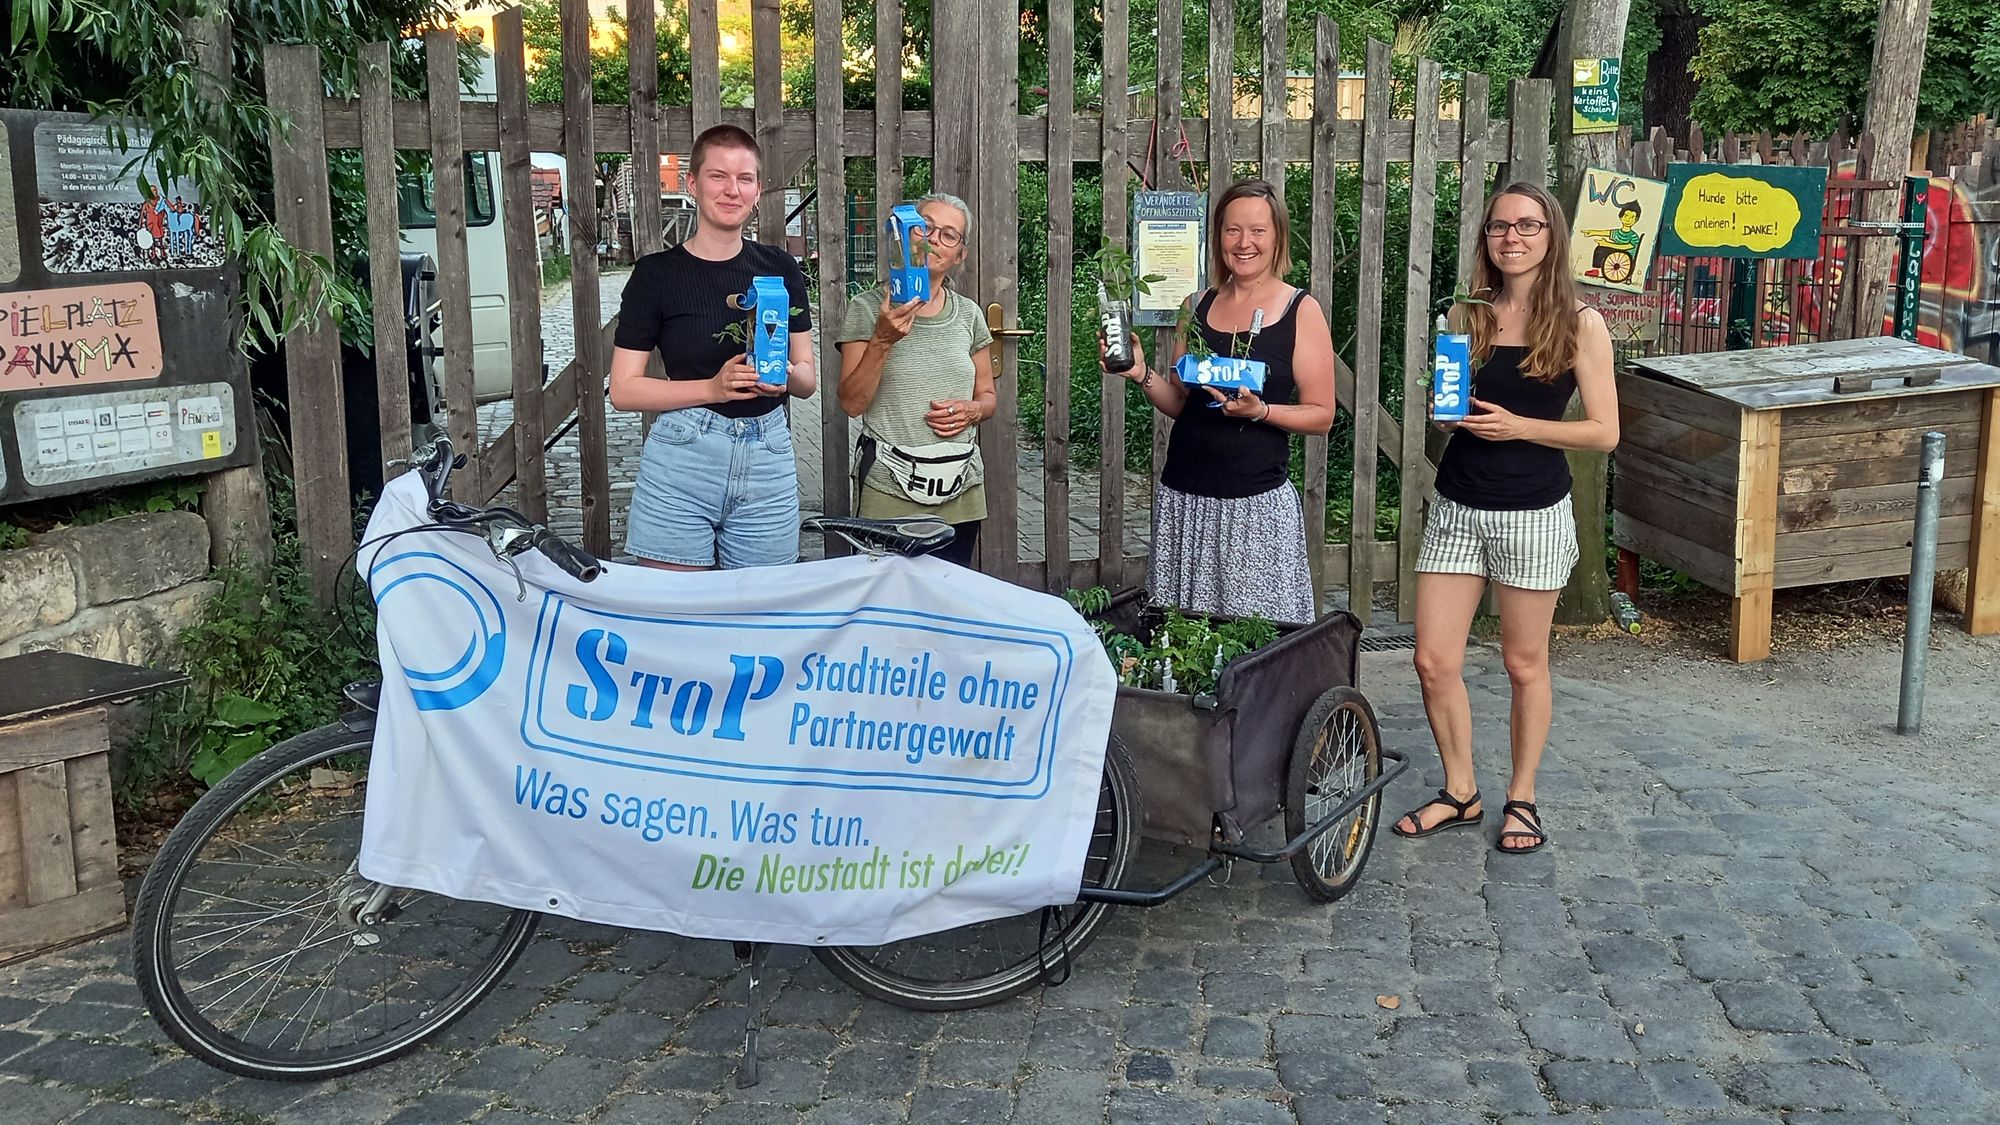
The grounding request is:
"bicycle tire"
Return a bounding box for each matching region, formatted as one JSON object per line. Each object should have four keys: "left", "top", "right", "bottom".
{"left": 131, "top": 721, "right": 539, "bottom": 1081}
{"left": 811, "top": 737, "right": 1142, "bottom": 1011}
{"left": 1286, "top": 686, "right": 1384, "bottom": 903}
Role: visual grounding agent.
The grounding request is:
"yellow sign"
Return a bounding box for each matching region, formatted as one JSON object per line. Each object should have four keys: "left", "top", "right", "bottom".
{"left": 1571, "top": 58, "right": 1621, "bottom": 136}
{"left": 1659, "top": 164, "right": 1827, "bottom": 259}
{"left": 201, "top": 430, "right": 223, "bottom": 458}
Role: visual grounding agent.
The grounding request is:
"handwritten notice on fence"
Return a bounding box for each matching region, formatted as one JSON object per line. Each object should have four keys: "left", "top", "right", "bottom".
{"left": 1, "top": 282, "right": 162, "bottom": 392}
{"left": 1660, "top": 163, "right": 1829, "bottom": 259}
{"left": 1571, "top": 58, "right": 1621, "bottom": 136}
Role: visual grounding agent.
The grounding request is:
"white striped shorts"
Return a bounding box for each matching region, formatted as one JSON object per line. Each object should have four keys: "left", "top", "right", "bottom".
{"left": 1415, "top": 490, "right": 1580, "bottom": 591}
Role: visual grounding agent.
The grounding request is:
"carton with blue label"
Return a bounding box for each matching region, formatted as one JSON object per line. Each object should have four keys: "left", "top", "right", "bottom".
{"left": 1174, "top": 354, "right": 1268, "bottom": 399}
{"left": 747, "top": 275, "right": 790, "bottom": 388}
{"left": 886, "top": 204, "right": 932, "bottom": 305}
{"left": 1431, "top": 316, "right": 1471, "bottom": 422}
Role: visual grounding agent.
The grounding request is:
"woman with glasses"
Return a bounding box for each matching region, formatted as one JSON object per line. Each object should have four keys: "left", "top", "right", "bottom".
{"left": 836, "top": 193, "right": 996, "bottom": 567}
{"left": 1391, "top": 182, "right": 1619, "bottom": 855}
{"left": 1099, "top": 178, "right": 1336, "bottom": 624}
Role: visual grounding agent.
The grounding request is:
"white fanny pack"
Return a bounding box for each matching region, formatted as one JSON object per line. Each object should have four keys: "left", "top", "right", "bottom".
{"left": 871, "top": 439, "right": 978, "bottom": 505}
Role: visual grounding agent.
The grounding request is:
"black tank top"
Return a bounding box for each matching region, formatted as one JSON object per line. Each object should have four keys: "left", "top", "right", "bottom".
{"left": 1160, "top": 288, "right": 1305, "bottom": 499}
{"left": 1433, "top": 344, "right": 1578, "bottom": 511}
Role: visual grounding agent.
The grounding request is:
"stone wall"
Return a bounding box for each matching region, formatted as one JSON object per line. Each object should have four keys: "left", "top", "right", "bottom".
{"left": 0, "top": 511, "right": 219, "bottom": 665}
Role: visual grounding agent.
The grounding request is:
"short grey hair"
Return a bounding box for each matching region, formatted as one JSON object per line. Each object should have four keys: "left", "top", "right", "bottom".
{"left": 916, "top": 191, "right": 973, "bottom": 233}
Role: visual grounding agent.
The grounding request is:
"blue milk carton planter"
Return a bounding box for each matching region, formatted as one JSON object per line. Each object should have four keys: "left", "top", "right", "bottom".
{"left": 886, "top": 204, "right": 932, "bottom": 305}
{"left": 1175, "top": 354, "right": 1268, "bottom": 404}
{"left": 1431, "top": 318, "right": 1472, "bottom": 423}
{"left": 747, "top": 275, "right": 790, "bottom": 388}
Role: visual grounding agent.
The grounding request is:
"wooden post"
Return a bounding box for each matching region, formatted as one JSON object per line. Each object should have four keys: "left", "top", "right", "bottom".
{"left": 690, "top": 0, "right": 721, "bottom": 138}
{"left": 1207, "top": 0, "right": 1235, "bottom": 216}
{"left": 495, "top": 10, "right": 550, "bottom": 524}
{"left": 1150, "top": 0, "right": 1186, "bottom": 487}
{"left": 360, "top": 41, "right": 413, "bottom": 484}
{"left": 1854, "top": 0, "right": 1934, "bottom": 331}
{"left": 1044, "top": 0, "right": 1076, "bottom": 590}
{"left": 563, "top": 0, "right": 612, "bottom": 556}
{"left": 264, "top": 44, "right": 351, "bottom": 606}
{"left": 874, "top": 0, "right": 904, "bottom": 279}
{"left": 1304, "top": 16, "right": 1338, "bottom": 614}
{"left": 1396, "top": 58, "right": 1441, "bottom": 622}
{"left": 628, "top": 0, "right": 663, "bottom": 260}
{"left": 1348, "top": 40, "right": 1390, "bottom": 610}
{"left": 813, "top": 0, "right": 851, "bottom": 528}
{"left": 1968, "top": 387, "right": 2000, "bottom": 634}
{"left": 977, "top": 0, "right": 1023, "bottom": 582}
{"left": 1259, "top": 0, "right": 1286, "bottom": 185}
{"left": 426, "top": 28, "right": 479, "bottom": 499}
{"left": 751, "top": 0, "right": 784, "bottom": 246}
{"left": 1729, "top": 409, "right": 1782, "bottom": 661}
{"left": 1099, "top": 0, "right": 1131, "bottom": 588}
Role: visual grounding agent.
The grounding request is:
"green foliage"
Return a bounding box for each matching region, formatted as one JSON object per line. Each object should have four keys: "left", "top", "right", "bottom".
{"left": 1, "top": 0, "right": 478, "bottom": 353}
{"left": 0, "top": 478, "right": 206, "bottom": 551}
{"left": 519, "top": 0, "right": 697, "bottom": 106}
{"left": 1092, "top": 604, "right": 1282, "bottom": 696}
{"left": 0, "top": 524, "right": 28, "bottom": 551}
{"left": 119, "top": 467, "right": 375, "bottom": 804}
{"left": 1689, "top": 0, "right": 2000, "bottom": 134}
{"left": 1091, "top": 246, "right": 1163, "bottom": 304}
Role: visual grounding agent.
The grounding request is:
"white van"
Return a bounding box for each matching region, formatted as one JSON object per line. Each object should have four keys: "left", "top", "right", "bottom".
{"left": 397, "top": 153, "right": 518, "bottom": 403}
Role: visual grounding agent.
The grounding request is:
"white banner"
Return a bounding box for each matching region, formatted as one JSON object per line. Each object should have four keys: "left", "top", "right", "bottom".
{"left": 354, "top": 474, "right": 1114, "bottom": 946}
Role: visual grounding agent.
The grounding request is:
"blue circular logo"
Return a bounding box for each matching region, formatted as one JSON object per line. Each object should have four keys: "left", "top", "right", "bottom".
{"left": 369, "top": 551, "right": 507, "bottom": 711}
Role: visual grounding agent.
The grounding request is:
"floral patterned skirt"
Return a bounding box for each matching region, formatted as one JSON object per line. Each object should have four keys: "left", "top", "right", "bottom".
{"left": 1147, "top": 482, "right": 1317, "bottom": 625}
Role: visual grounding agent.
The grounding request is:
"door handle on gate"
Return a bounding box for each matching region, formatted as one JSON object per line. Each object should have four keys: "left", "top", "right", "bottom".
{"left": 985, "top": 302, "right": 1034, "bottom": 339}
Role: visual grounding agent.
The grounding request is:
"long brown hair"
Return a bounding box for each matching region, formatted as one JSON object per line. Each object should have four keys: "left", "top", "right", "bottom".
{"left": 1208, "top": 179, "right": 1293, "bottom": 285}
{"left": 1464, "top": 182, "right": 1578, "bottom": 382}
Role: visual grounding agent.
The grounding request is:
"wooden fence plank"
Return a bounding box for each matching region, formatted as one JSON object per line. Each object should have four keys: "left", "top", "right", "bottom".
{"left": 563, "top": 0, "right": 611, "bottom": 556}
{"left": 691, "top": 0, "right": 720, "bottom": 138}
{"left": 425, "top": 28, "right": 479, "bottom": 499}
{"left": 1260, "top": 0, "right": 1286, "bottom": 185}
{"left": 1456, "top": 73, "right": 1490, "bottom": 291}
{"left": 0, "top": 774, "right": 20, "bottom": 909}
{"left": 628, "top": 0, "right": 663, "bottom": 259}
{"left": 264, "top": 44, "right": 351, "bottom": 606}
{"left": 875, "top": 0, "right": 904, "bottom": 281}
{"left": 1208, "top": 0, "right": 1235, "bottom": 213}
{"left": 1152, "top": 0, "right": 1185, "bottom": 485}
{"left": 1396, "top": 57, "right": 1440, "bottom": 622}
{"left": 63, "top": 753, "right": 116, "bottom": 893}
{"left": 1098, "top": 0, "right": 1131, "bottom": 587}
{"left": 980, "top": 1, "right": 1023, "bottom": 581}
{"left": 1043, "top": 0, "right": 1076, "bottom": 587}
{"left": 494, "top": 9, "right": 549, "bottom": 523}
{"left": 1507, "top": 77, "right": 1553, "bottom": 186}
{"left": 752, "top": 0, "right": 784, "bottom": 245}
{"left": 814, "top": 0, "right": 851, "bottom": 527}
{"left": 1304, "top": 15, "right": 1338, "bottom": 614}
{"left": 1969, "top": 387, "right": 1999, "bottom": 633}
{"left": 359, "top": 42, "right": 412, "bottom": 484}
{"left": 1348, "top": 39, "right": 1391, "bottom": 608}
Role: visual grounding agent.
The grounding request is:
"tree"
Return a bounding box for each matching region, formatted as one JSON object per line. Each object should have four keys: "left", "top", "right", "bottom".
{"left": 1638, "top": 0, "right": 1703, "bottom": 142}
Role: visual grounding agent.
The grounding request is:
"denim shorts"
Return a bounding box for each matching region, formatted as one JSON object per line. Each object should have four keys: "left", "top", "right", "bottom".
{"left": 626, "top": 407, "right": 800, "bottom": 568}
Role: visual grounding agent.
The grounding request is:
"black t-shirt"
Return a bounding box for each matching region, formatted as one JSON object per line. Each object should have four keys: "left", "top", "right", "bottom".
{"left": 1433, "top": 345, "right": 1578, "bottom": 510}
{"left": 613, "top": 241, "right": 812, "bottom": 419}
{"left": 1159, "top": 288, "right": 1305, "bottom": 499}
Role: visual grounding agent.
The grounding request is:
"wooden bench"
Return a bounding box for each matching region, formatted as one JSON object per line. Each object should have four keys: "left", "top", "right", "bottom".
{"left": 0, "top": 651, "right": 184, "bottom": 964}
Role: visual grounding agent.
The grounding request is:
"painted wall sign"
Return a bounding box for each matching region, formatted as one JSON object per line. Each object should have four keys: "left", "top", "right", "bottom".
{"left": 1, "top": 282, "right": 163, "bottom": 391}
{"left": 1569, "top": 168, "right": 1667, "bottom": 293}
{"left": 1571, "top": 58, "right": 1621, "bottom": 136}
{"left": 1131, "top": 191, "right": 1207, "bottom": 327}
{"left": 1660, "top": 163, "right": 1829, "bottom": 259}
{"left": 1587, "top": 287, "right": 1662, "bottom": 343}
{"left": 33, "top": 121, "right": 224, "bottom": 273}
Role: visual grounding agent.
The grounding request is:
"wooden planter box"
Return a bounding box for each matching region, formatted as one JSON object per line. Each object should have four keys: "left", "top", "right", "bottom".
{"left": 1615, "top": 338, "right": 2000, "bottom": 662}
{"left": 0, "top": 652, "right": 184, "bottom": 964}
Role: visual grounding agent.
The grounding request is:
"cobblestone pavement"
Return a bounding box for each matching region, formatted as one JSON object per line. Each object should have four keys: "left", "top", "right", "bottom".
{"left": 478, "top": 274, "right": 1153, "bottom": 562}
{"left": 6, "top": 643, "right": 2000, "bottom": 1123}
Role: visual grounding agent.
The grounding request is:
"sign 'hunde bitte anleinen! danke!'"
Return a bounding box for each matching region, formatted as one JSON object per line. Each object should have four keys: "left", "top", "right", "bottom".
{"left": 355, "top": 473, "right": 1117, "bottom": 946}
{"left": 1659, "top": 163, "right": 1829, "bottom": 260}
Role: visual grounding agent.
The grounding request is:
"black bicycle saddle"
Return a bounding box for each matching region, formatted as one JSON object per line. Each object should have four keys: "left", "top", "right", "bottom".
{"left": 801, "top": 515, "right": 955, "bottom": 558}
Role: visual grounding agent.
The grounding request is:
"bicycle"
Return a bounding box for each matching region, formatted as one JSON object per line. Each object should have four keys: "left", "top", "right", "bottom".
{"left": 131, "top": 437, "right": 1399, "bottom": 1085}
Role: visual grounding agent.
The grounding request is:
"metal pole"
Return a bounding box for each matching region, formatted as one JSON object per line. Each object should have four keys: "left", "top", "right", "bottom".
{"left": 1896, "top": 430, "right": 1947, "bottom": 734}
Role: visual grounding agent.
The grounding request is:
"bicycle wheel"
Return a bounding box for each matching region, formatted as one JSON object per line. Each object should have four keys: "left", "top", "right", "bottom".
{"left": 1286, "top": 686, "right": 1384, "bottom": 903}
{"left": 812, "top": 739, "right": 1141, "bottom": 1011}
{"left": 131, "top": 721, "right": 539, "bottom": 1081}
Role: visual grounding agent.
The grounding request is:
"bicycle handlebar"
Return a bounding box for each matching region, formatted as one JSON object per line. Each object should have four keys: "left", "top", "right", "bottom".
{"left": 409, "top": 438, "right": 604, "bottom": 583}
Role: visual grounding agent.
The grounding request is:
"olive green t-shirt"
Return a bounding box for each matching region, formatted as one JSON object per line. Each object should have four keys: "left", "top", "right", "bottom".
{"left": 837, "top": 287, "right": 994, "bottom": 523}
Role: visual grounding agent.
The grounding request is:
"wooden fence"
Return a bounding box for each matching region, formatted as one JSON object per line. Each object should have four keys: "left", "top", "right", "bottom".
{"left": 267, "top": 1, "right": 1557, "bottom": 612}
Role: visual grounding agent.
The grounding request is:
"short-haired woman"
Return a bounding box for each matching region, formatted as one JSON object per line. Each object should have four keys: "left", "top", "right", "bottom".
{"left": 836, "top": 193, "right": 996, "bottom": 567}
{"left": 1391, "top": 181, "right": 1619, "bottom": 855}
{"left": 1100, "top": 178, "right": 1335, "bottom": 624}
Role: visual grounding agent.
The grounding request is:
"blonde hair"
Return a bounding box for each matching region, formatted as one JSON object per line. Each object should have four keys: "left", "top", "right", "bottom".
{"left": 1464, "top": 181, "right": 1579, "bottom": 383}
{"left": 1208, "top": 179, "right": 1293, "bottom": 285}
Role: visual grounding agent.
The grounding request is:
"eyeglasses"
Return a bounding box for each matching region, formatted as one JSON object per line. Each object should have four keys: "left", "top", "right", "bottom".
{"left": 1483, "top": 218, "right": 1548, "bottom": 238}
{"left": 923, "top": 227, "right": 965, "bottom": 248}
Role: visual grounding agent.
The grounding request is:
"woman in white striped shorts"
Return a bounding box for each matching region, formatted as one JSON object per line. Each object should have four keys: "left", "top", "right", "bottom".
{"left": 1393, "top": 182, "right": 1619, "bottom": 855}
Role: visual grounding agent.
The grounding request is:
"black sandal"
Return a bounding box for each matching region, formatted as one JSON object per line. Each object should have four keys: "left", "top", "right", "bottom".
{"left": 1497, "top": 800, "right": 1548, "bottom": 854}
{"left": 1391, "top": 788, "right": 1483, "bottom": 838}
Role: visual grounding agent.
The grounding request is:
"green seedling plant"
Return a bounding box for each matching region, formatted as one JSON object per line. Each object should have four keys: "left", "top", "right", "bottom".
{"left": 1092, "top": 246, "right": 1164, "bottom": 305}
{"left": 1065, "top": 587, "right": 1279, "bottom": 696}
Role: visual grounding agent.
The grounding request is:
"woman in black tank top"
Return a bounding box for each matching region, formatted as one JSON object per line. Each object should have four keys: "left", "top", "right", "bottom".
{"left": 1392, "top": 182, "right": 1620, "bottom": 856}
{"left": 1096, "top": 179, "right": 1336, "bottom": 624}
